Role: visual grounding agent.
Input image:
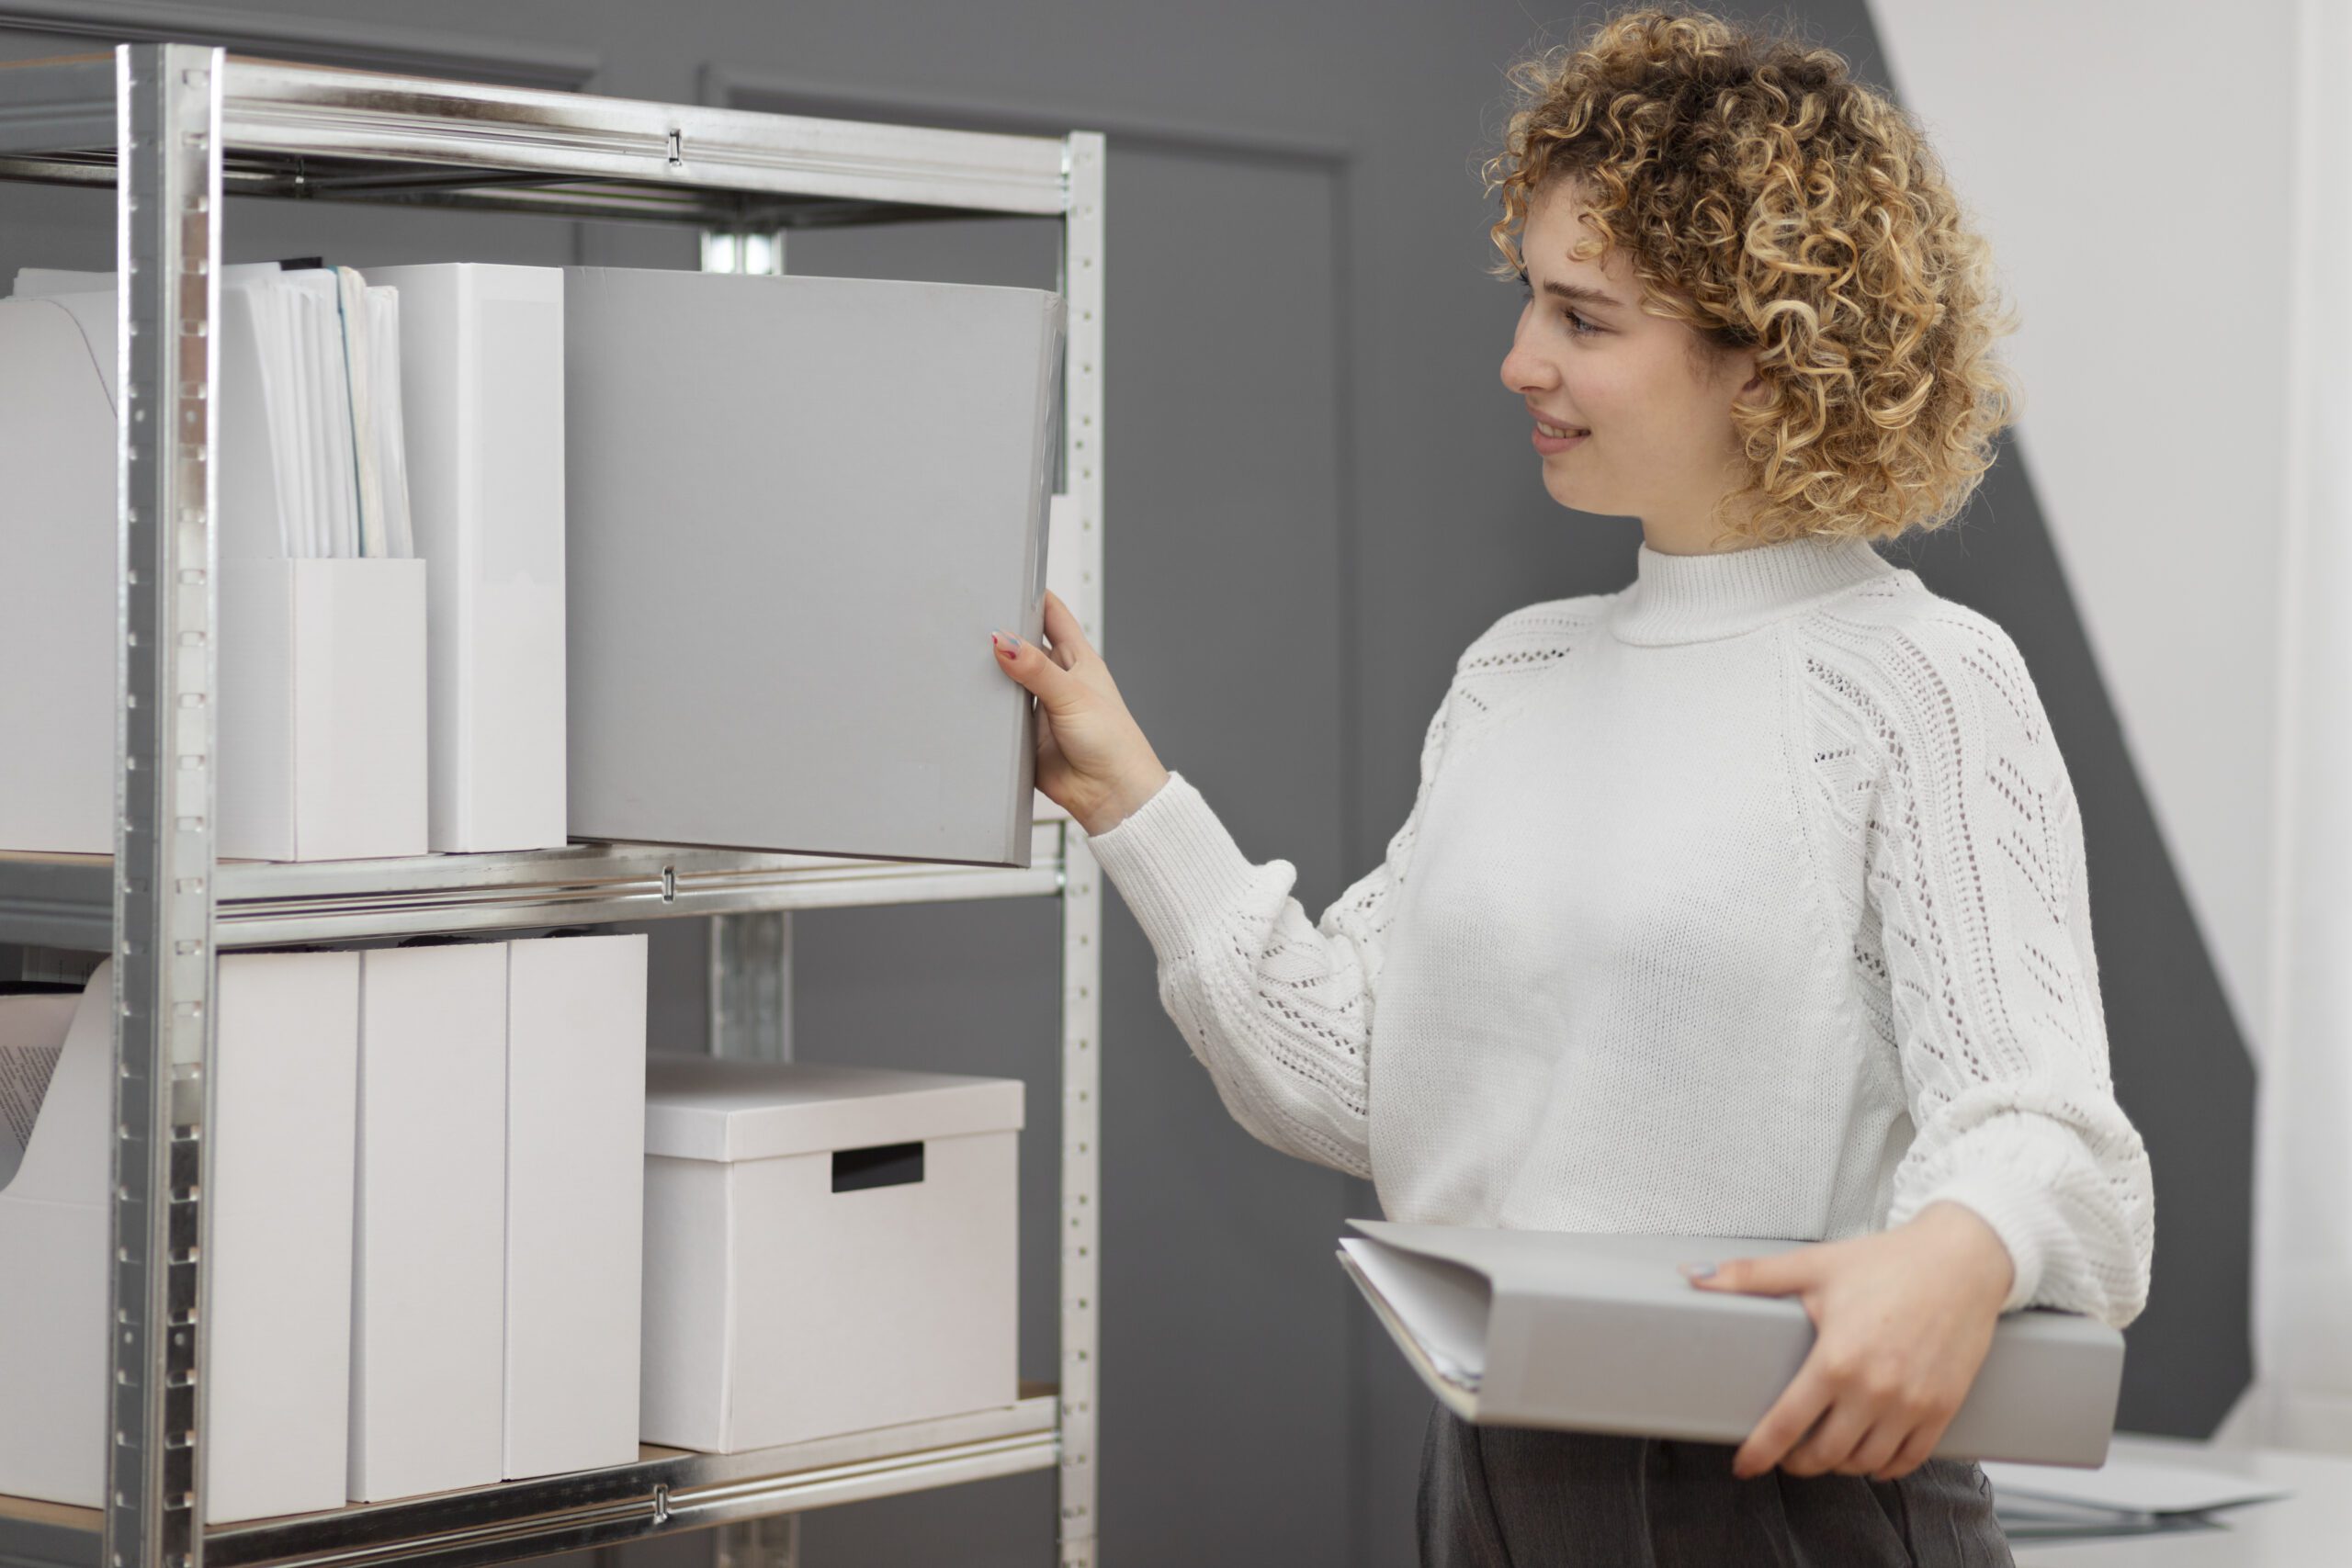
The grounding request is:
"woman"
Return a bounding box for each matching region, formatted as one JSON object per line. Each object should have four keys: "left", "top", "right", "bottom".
{"left": 989, "top": 5, "right": 2154, "bottom": 1562}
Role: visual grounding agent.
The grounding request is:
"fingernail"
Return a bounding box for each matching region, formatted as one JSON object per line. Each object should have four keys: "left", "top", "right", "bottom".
{"left": 992, "top": 629, "right": 1022, "bottom": 655}
{"left": 1679, "top": 1262, "right": 1716, "bottom": 1280}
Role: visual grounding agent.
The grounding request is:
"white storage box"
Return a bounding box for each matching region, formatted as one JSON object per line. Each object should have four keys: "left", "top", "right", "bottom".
{"left": 348, "top": 942, "right": 507, "bottom": 1502}
{"left": 0, "top": 290, "right": 428, "bottom": 862}
{"left": 358, "top": 264, "right": 568, "bottom": 854}
{"left": 503, "top": 933, "right": 647, "bottom": 1480}
{"left": 639, "top": 1058, "right": 1023, "bottom": 1452}
{"left": 0, "top": 954, "right": 359, "bottom": 1522}
{"left": 0, "top": 288, "right": 430, "bottom": 864}
{"left": 219, "top": 556, "right": 429, "bottom": 862}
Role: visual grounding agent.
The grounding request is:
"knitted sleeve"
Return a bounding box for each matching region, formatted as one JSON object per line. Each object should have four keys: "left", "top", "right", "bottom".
{"left": 1815, "top": 608, "right": 2155, "bottom": 1327}
{"left": 1080, "top": 605, "right": 1572, "bottom": 1179}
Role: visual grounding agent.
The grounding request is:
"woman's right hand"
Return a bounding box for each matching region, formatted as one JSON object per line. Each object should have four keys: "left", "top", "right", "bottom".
{"left": 991, "top": 588, "right": 1170, "bottom": 837}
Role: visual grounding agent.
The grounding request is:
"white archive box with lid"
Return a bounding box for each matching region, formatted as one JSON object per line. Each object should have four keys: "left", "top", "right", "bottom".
{"left": 639, "top": 1057, "right": 1024, "bottom": 1452}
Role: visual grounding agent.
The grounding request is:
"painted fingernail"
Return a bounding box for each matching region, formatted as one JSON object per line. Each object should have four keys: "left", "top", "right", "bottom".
{"left": 992, "top": 629, "right": 1022, "bottom": 655}
{"left": 1679, "top": 1262, "right": 1716, "bottom": 1280}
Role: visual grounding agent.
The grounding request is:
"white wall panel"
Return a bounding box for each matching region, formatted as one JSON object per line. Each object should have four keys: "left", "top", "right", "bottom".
{"left": 1869, "top": 0, "right": 2296, "bottom": 1059}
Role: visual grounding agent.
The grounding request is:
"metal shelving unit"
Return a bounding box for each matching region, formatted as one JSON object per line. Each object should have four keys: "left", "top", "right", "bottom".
{"left": 0, "top": 42, "right": 1104, "bottom": 1568}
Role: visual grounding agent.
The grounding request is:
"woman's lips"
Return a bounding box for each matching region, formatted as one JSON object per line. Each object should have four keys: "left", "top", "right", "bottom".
{"left": 1532, "top": 421, "right": 1589, "bottom": 455}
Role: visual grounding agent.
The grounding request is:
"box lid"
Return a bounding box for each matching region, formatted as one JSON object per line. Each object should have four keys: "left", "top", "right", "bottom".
{"left": 643, "top": 1056, "right": 1025, "bottom": 1162}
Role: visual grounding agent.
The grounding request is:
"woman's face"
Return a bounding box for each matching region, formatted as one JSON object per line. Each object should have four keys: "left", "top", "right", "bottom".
{"left": 1498, "top": 176, "right": 1763, "bottom": 547}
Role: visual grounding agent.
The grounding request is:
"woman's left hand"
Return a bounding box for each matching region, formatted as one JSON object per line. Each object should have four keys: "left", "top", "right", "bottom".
{"left": 1681, "top": 1200, "right": 2016, "bottom": 1482}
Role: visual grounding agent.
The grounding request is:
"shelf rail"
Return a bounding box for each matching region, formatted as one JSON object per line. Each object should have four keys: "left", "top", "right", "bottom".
{"left": 106, "top": 42, "right": 225, "bottom": 1568}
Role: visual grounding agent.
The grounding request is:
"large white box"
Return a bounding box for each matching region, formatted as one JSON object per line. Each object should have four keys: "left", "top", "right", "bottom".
{"left": 348, "top": 943, "right": 507, "bottom": 1502}
{"left": 0, "top": 954, "right": 360, "bottom": 1522}
{"left": 358, "top": 265, "right": 567, "bottom": 854}
{"left": 639, "top": 1057, "right": 1023, "bottom": 1452}
{"left": 503, "top": 933, "right": 647, "bottom": 1480}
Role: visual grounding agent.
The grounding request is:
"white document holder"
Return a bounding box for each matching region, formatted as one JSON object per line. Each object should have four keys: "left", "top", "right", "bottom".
{"left": 1339, "top": 1218, "right": 2127, "bottom": 1468}
{"left": 502, "top": 933, "right": 647, "bottom": 1481}
{"left": 0, "top": 294, "right": 430, "bottom": 862}
{"left": 15, "top": 265, "right": 368, "bottom": 562}
{"left": 360, "top": 265, "right": 567, "bottom": 853}
{"left": 220, "top": 557, "right": 429, "bottom": 862}
{"left": 349, "top": 943, "right": 508, "bottom": 1502}
{"left": 0, "top": 956, "right": 360, "bottom": 1522}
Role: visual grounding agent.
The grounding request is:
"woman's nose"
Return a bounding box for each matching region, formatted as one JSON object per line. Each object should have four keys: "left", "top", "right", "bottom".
{"left": 1500, "top": 333, "right": 1554, "bottom": 395}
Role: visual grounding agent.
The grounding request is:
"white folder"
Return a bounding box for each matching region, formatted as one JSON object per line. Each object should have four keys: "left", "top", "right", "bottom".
{"left": 560, "top": 265, "right": 1060, "bottom": 864}
{"left": 503, "top": 932, "right": 647, "bottom": 1479}
{"left": 0, "top": 955, "right": 360, "bottom": 1522}
{"left": 1339, "top": 1218, "right": 2127, "bottom": 1468}
{"left": 360, "top": 264, "right": 567, "bottom": 853}
{"left": 349, "top": 943, "right": 508, "bottom": 1502}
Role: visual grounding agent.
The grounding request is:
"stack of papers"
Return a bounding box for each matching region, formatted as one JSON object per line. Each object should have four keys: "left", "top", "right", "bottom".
{"left": 11, "top": 261, "right": 413, "bottom": 560}
{"left": 1984, "top": 1453, "right": 2293, "bottom": 1540}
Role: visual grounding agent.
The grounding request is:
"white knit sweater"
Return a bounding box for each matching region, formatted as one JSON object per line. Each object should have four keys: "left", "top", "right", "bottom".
{"left": 1082, "top": 531, "right": 2155, "bottom": 1329}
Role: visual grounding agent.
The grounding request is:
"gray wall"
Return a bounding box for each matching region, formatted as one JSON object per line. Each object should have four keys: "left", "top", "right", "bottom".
{"left": 0, "top": 2, "right": 2251, "bottom": 1565}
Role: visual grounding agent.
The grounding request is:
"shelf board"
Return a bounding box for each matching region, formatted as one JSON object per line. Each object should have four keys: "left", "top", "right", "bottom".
{"left": 0, "top": 1385, "right": 1059, "bottom": 1568}
{"left": 0, "top": 51, "right": 1073, "bottom": 223}
{"left": 0, "top": 818, "right": 1067, "bottom": 950}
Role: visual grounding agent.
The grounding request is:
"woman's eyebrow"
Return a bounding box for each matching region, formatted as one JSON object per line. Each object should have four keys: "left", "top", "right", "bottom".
{"left": 1540, "top": 278, "right": 1623, "bottom": 310}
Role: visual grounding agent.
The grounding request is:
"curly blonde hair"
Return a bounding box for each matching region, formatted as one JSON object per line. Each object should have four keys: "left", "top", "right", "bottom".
{"left": 1481, "top": 3, "right": 2021, "bottom": 545}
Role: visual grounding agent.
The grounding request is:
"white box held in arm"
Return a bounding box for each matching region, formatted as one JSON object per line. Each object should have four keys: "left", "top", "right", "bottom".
{"left": 640, "top": 1057, "right": 1024, "bottom": 1452}
{"left": 503, "top": 933, "right": 648, "bottom": 1480}
{"left": 358, "top": 265, "right": 567, "bottom": 853}
{"left": 0, "top": 954, "right": 361, "bottom": 1522}
{"left": 349, "top": 942, "right": 508, "bottom": 1502}
{"left": 1339, "top": 1218, "right": 2127, "bottom": 1468}
{"left": 220, "top": 557, "right": 428, "bottom": 861}
{"left": 561, "top": 265, "right": 1062, "bottom": 866}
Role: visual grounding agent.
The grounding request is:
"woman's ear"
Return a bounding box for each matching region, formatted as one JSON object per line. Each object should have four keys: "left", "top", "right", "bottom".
{"left": 1729, "top": 350, "right": 1767, "bottom": 415}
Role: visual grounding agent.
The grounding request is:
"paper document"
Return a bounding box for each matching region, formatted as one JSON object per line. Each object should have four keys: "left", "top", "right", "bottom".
{"left": 1982, "top": 1454, "right": 2293, "bottom": 1516}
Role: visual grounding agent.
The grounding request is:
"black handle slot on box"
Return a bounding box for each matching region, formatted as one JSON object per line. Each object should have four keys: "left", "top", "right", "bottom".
{"left": 832, "top": 1140, "right": 925, "bottom": 1193}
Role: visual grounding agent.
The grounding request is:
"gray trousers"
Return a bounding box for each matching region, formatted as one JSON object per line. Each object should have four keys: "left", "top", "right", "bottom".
{"left": 1418, "top": 1401, "right": 2015, "bottom": 1566}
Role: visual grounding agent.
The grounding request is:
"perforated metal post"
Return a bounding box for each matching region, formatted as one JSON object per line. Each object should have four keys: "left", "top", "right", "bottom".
{"left": 104, "top": 40, "right": 223, "bottom": 1568}
{"left": 1056, "top": 129, "right": 1105, "bottom": 1568}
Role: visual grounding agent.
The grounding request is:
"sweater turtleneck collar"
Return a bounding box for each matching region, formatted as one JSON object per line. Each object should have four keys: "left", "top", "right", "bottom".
{"left": 1607, "top": 530, "right": 1902, "bottom": 645}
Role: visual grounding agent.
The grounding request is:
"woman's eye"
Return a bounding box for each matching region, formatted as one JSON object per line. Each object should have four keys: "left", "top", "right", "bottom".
{"left": 1515, "top": 273, "right": 1600, "bottom": 339}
